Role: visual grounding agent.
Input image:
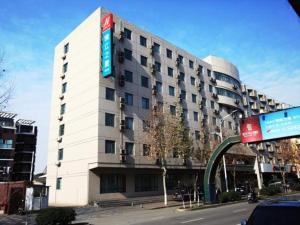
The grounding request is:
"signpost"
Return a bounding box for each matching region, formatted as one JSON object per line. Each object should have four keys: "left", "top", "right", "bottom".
{"left": 101, "top": 13, "right": 113, "bottom": 77}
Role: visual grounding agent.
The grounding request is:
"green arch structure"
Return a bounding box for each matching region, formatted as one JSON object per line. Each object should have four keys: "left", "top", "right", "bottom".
{"left": 204, "top": 135, "right": 242, "bottom": 203}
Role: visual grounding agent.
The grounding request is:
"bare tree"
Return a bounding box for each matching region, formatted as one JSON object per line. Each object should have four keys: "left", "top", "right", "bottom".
{"left": 0, "top": 51, "right": 13, "bottom": 110}
{"left": 146, "top": 106, "right": 193, "bottom": 206}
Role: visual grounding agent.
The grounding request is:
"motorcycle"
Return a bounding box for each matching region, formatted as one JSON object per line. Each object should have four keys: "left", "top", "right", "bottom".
{"left": 247, "top": 191, "right": 258, "bottom": 203}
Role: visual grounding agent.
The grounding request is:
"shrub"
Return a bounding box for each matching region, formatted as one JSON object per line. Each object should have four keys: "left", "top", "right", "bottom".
{"left": 36, "top": 207, "right": 76, "bottom": 225}
{"left": 260, "top": 186, "right": 281, "bottom": 196}
{"left": 290, "top": 183, "right": 300, "bottom": 191}
{"left": 220, "top": 191, "right": 241, "bottom": 203}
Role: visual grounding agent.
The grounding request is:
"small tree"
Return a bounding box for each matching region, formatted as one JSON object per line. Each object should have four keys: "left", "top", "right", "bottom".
{"left": 146, "top": 106, "right": 193, "bottom": 206}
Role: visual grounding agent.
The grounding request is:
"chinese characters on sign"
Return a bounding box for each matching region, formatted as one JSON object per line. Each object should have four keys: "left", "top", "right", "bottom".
{"left": 240, "top": 116, "right": 263, "bottom": 143}
{"left": 101, "top": 13, "right": 113, "bottom": 77}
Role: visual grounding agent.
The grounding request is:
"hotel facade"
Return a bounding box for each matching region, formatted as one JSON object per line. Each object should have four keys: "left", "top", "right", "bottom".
{"left": 46, "top": 8, "right": 290, "bottom": 206}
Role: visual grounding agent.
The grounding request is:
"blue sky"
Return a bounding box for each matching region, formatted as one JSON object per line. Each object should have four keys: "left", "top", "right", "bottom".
{"left": 0, "top": 0, "right": 299, "bottom": 173}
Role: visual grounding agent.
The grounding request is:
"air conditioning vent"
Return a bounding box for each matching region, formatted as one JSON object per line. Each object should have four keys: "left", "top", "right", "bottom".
{"left": 118, "top": 51, "right": 125, "bottom": 63}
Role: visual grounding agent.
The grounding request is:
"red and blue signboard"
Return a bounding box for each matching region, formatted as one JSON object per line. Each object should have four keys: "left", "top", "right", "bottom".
{"left": 240, "top": 106, "right": 300, "bottom": 143}
{"left": 101, "top": 13, "right": 113, "bottom": 77}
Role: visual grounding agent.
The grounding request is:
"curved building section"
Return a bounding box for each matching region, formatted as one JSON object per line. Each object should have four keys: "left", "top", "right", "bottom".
{"left": 203, "top": 55, "right": 242, "bottom": 109}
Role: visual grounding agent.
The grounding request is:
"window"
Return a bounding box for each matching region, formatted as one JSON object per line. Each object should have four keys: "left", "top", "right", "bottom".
{"left": 56, "top": 178, "right": 62, "bottom": 190}
{"left": 105, "top": 140, "right": 115, "bottom": 154}
{"left": 105, "top": 113, "right": 115, "bottom": 127}
{"left": 181, "top": 90, "right": 186, "bottom": 100}
{"left": 125, "top": 142, "right": 134, "bottom": 155}
{"left": 140, "top": 55, "right": 147, "bottom": 66}
{"left": 166, "top": 49, "right": 172, "bottom": 59}
{"left": 170, "top": 105, "right": 176, "bottom": 115}
{"left": 140, "top": 35, "right": 147, "bottom": 47}
{"left": 156, "top": 81, "right": 162, "bottom": 93}
{"left": 124, "top": 28, "right": 131, "bottom": 40}
{"left": 142, "top": 97, "right": 149, "bottom": 109}
{"left": 212, "top": 117, "right": 217, "bottom": 126}
{"left": 143, "top": 144, "right": 150, "bottom": 156}
{"left": 141, "top": 76, "right": 149, "bottom": 88}
{"left": 180, "top": 72, "right": 185, "bottom": 81}
{"left": 125, "top": 117, "right": 133, "bottom": 130}
{"left": 216, "top": 87, "right": 242, "bottom": 101}
{"left": 125, "top": 93, "right": 133, "bottom": 105}
{"left": 192, "top": 94, "right": 197, "bottom": 103}
{"left": 62, "top": 83, "right": 67, "bottom": 94}
{"left": 60, "top": 104, "right": 66, "bottom": 115}
{"left": 58, "top": 148, "right": 63, "bottom": 160}
{"left": 193, "top": 111, "right": 198, "bottom": 121}
{"left": 124, "top": 48, "right": 132, "bottom": 60}
{"left": 211, "top": 101, "right": 215, "bottom": 109}
{"left": 153, "top": 42, "right": 160, "bottom": 53}
{"left": 105, "top": 87, "right": 115, "bottom": 101}
{"left": 183, "top": 109, "right": 188, "bottom": 120}
{"left": 155, "top": 61, "right": 161, "bottom": 72}
{"left": 189, "top": 60, "right": 194, "bottom": 69}
{"left": 207, "top": 69, "right": 211, "bottom": 77}
{"left": 178, "top": 55, "right": 183, "bottom": 64}
{"left": 167, "top": 67, "right": 173, "bottom": 77}
{"left": 63, "top": 63, "right": 68, "bottom": 73}
{"left": 168, "top": 86, "right": 175, "bottom": 96}
{"left": 214, "top": 71, "right": 240, "bottom": 88}
{"left": 195, "top": 131, "right": 200, "bottom": 140}
{"left": 125, "top": 70, "right": 133, "bottom": 83}
{"left": 100, "top": 174, "right": 126, "bottom": 193}
{"left": 228, "top": 121, "right": 233, "bottom": 130}
{"left": 59, "top": 124, "right": 65, "bottom": 136}
{"left": 191, "top": 76, "right": 196, "bottom": 86}
{"left": 64, "top": 43, "right": 69, "bottom": 54}
{"left": 135, "top": 174, "right": 158, "bottom": 192}
{"left": 209, "top": 85, "right": 213, "bottom": 93}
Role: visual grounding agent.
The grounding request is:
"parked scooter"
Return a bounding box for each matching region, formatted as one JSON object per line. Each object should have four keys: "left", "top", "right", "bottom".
{"left": 247, "top": 191, "right": 258, "bottom": 203}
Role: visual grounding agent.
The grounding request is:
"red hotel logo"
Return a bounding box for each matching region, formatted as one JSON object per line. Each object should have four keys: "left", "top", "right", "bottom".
{"left": 101, "top": 13, "right": 113, "bottom": 32}
{"left": 240, "top": 116, "right": 263, "bottom": 143}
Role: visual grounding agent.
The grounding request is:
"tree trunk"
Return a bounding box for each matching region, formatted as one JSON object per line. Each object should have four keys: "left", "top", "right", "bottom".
{"left": 162, "top": 166, "right": 168, "bottom": 206}
{"left": 233, "top": 164, "right": 236, "bottom": 191}
{"left": 193, "top": 173, "right": 198, "bottom": 202}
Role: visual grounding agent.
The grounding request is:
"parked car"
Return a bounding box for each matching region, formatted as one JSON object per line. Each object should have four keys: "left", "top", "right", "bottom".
{"left": 240, "top": 198, "right": 300, "bottom": 225}
{"left": 235, "top": 185, "right": 247, "bottom": 195}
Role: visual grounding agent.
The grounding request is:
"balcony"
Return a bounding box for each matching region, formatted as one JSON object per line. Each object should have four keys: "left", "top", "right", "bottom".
{"left": 259, "top": 95, "right": 267, "bottom": 103}
{"left": 242, "top": 97, "right": 248, "bottom": 106}
{"left": 268, "top": 99, "right": 275, "bottom": 106}
{"left": 241, "top": 84, "right": 247, "bottom": 93}
{"left": 249, "top": 90, "right": 258, "bottom": 99}
{"left": 0, "top": 144, "right": 14, "bottom": 150}
{"left": 250, "top": 102, "right": 259, "bottom": 111}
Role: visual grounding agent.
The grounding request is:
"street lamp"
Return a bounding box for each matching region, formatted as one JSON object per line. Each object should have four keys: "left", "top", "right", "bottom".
{"left": 214, "top": 109, "right": 241, "bottom": 192}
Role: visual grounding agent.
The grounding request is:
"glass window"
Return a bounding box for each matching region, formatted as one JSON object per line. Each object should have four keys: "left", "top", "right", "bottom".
{"left": 125, "top": 117, "right": 134, "bottom": 129}
{"left": 189, "top": 60, "right": 194, "bottom": 69}
{"left": 60, "top": 104, "right": 66, "bottom": 115}
{"left": 191, "top": 76, "right": 196, "bottom": 85}
{"left": 183, "top": 109, "right": 188, "bottom": 120}
{"left": 168, "top": 67, "right": 173, "bottom": 77}
{"left": 178, "top": 55, "right": 183, "bottom": 64}
{"left": 153, "top": 42, "right": 160, "bottom": 53}
{"left": 105, "top": 140, "right": 115, "bottom": 154}
{"left": 214, "top": 71, "right": 240, "bottom": 87}
{"left": 166, "top": 49, "right": 172, "bottom": 59}
{"left": 64, "top": 43, "right": 69, "bottom": 54}
{"left": 140, "top": 55, "right": 147, "bottom": 66}
{"left": 228, "top": 121, "right": 233, "bottom": 130}
{"left": 135, "top": 174, "right": 158, "bottom": 192}
{"left": 180, "top": 72, "right": 185, "bottom": 81}
{"left": 140, "top": 35, "right": 147, "bottom": 47}
{"left": 141, "top": 76, "right": 149, "bottom": 88}
{"left": 155, "top": 61, "right": 161, "bottom": 72}
{"left": 124, "top": 48, "right": 132, "bottom": 60}
{"left": 125, "top": 142, "right": 134, "bottom": 155}
{"left": 62, "top": 83, "right": 67, "bottom": 94}
{"left": 212, "top": 117, "right": 217, "bottom": 126}
{"left": 168, "top": 86, "right": 175, "bottom": 96}
{"left": 106, "top": 87, "right": 115, "bottom": 101}
{"left": 181, "top": 90, "right": 186, "bottom": 100}
{"left": 192, "top": 94, "right": 197, "bottom": 103}
{"left": 125, "top": 93, "right": 133, "bottom": 105}
{"left": 207, "top": 69, "right": 211, "bottom": 77}
{"left": 142, "top": 97, "right": 149, "bottom": 109}
{"left": 170, "top": 105, "right": 176, "bottom": 115}
{"left": 193, "top": 111, "right": 198, "bottom": 121}
{"left": 56, "top": 178, "right": 62, "bottom": 190}
{"left": 216, "top": 87, "right": 242, "bottom": 101}
{"left": 105, "top": 113, "right": 115, "bottom": 127}
{"left": 59, "top": 124, "right": 65, "bottom": 136}
{"left": 124, "top": 28, "right": 131, "bottom": 40}
{"left": 63, "top": 63, "right": 68, "bottom": 73}
{"left": 211, "top": 101, "right": 215, "bottom": 109}
{"left": 156, "top": 81, "right": 162, "bottom": 93}
{"left": 209, "top": 85, "right": 213, "bottom": 93}
{"left": 58, "top": 148, "right": 63, "bottom": 160}
{"left": 125, "top": 70, "right": 133, "bottom": 83}
{"left": 143, "top": 144, "right": 150, "bottom": 156}
{"left": 195, "top": 131, "right": 200, "bottom": 140}
{"left": 100, "top": 174, "right": 126, "bottom": 193}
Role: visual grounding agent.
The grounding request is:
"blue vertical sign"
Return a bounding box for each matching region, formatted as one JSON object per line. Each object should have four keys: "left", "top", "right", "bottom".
{"left": 101, "top": 29, "right": 112, "bottom": 77}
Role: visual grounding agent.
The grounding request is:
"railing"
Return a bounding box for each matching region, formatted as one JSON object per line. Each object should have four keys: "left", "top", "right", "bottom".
{"left": 0, "top": 144, "right": 13, "bottom": 149}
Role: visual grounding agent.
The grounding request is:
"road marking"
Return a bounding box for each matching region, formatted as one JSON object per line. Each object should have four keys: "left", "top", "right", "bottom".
{"left": 181, "top": 218, "right": 204, "bottom": 224}
{"left": 233, "top": 208, "right": 246, "bottom": 213}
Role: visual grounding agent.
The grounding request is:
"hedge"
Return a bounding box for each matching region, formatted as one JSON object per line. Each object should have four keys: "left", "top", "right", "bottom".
{"left": 220, "top": 191, "right": 241, "bottom": 203}
{"left": 36, "top": 207, "right": 76, "bottom": 225}
{"left": 260, "top": 186, "right": 281, "bottom": 196}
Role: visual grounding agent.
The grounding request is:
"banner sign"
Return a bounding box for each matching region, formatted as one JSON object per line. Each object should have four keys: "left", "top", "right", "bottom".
{"left": 240, "top": 106, "right": 300, "bottom": 143}
{"left": 101, "top": 13, "right": 113, "bottom": 77}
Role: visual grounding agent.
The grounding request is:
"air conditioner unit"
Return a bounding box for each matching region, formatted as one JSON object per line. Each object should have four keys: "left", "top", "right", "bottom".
{"left": 150, "top": 64, "right": 156, "bottom": 75}
{"left": 119, "top": 120, "right": 125, "bottom": 132}
{"left": 214, "top": 109, "right": 220, "bottom": 115}
{"left": 176, "top": 57, "right": 180, "bottom": 67}
{"left": 118, "top": 74, "right": 125, "bottom": 87}
{"left": 120, "top": 149, "right": 127, "bottom": 163}
{"left": 60, "top": 74, "right": 65, "bottom": 79}
{"left": 58, "top": 115, "right": 63, "bottom": 121}
{"left": 59, "top": 94, "right": 64, "bottom": 100}
{"left": 212, "top": 93, "right": 218, "bottom": 99}
{"left": 118, "top": 51, "right": 125, "bottom": 63}
{"left": 235, "top": 99, "right": 240, "bottom": 105}
{"left": 61, "top": 54, "right": 66, "bottom": 60}
{"left": 119, "top": 97, "right": 125, "bottom": 110}
{"left": 152, "top": 85, "right": 157, "bottom": 95}
{"left": 55, "top": 161, "right": 61, "bottom": 167}
{"left": 233, "top": 84, "right": 238, "bottom": 90}
{"left": 152, "top": 105, "right": 158, "bottom": 111}
{"left": 210, "top": 77, "right": 217, "bottom": 84}
{"left": 150, "top": 45, "right": 155, "bottom": 55}
{"left": 118, "top": 31, "right": 125, "bottom": 41}
{"left": 57, "top": 137, "right": 62, "bottom": 143}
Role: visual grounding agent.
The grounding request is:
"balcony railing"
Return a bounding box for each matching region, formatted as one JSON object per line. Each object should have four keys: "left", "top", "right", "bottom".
{"left": 0, "top": 144, "right": 14, "bottom": 149}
